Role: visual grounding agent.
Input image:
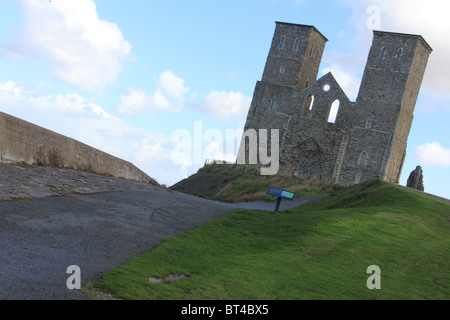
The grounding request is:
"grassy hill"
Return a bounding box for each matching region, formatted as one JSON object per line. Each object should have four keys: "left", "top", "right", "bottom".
{"left": 87, "top": 178, "right": 450, "bottom": 300}
{"left": 170, "top": 163, "right": 332, "bottom": 203}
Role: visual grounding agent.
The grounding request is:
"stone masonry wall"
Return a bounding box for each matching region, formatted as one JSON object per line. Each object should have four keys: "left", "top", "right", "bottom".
{"left": 239, "top": 22, "right": 432, "bottom": 187}
{"left": 0, "top": 112, "right": 156, "bottom": 184}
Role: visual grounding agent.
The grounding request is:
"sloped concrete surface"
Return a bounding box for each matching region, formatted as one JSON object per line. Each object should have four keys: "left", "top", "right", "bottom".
{"left": 0, "top": 163, "right": 159, "bottom": 200}
{"left": 0, "top": 188, "right": 235, "bottom": 299}
{"left": 0, "top": 163, "right": 326, "bottom": 300}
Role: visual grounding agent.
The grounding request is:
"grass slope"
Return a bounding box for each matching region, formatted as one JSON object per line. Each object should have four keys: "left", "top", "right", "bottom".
{"left": 170, "top": 163, "right": 331, "bottom": 203}
{"left": 89, "top": 179, "right": 450, "bottom": 300}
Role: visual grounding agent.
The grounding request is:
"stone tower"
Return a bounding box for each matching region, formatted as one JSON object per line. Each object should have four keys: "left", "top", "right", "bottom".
{"left": 239, "top": 22, "right": 432, "bottom": 186}
{"left": 261, "top": 22, "right": 328, "bottom": 90}
{"left": 355, "top": 31, "right": 433, "bottom": 183}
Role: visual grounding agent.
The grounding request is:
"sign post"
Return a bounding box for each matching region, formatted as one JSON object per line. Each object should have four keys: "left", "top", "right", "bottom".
{"left": 266, "top": 187, "right": 296, "bottom": 212}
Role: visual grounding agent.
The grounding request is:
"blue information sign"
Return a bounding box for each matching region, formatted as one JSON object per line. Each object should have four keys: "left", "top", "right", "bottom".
{"left": 266, "top": 186, "right": 296, "bottom": 212}
{"left": 267, "top": 187, "right": 296, "bottom": 200}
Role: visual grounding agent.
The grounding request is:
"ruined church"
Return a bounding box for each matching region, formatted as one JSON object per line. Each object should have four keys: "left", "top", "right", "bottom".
{"left": 239, "top": 22, "right": 432, "bottom": 186}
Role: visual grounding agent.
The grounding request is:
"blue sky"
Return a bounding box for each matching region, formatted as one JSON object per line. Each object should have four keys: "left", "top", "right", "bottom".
{"left": 0, "top": 0, "right": 449, "bottom": 199}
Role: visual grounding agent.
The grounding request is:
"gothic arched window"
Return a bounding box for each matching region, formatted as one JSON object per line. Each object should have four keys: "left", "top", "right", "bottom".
{"left": 327, "top": 99, "right": 340, "bottom": 123}
{"left": 270, "top": 100, "right": 277, "bottom": 110}
{"left": 279, "top": 36, "right": 286, "bottom": 50}
{"left": 293, "top": 39, "right": 300, "bottom": 52}
{"left": 303, "top": 95, "right": 314, "bottom": 118}
{"left": 359, "top": 152, "right": 368, "bottom": 166}
{"left": 380, "top": 48, "right": 386, "bottom": 62}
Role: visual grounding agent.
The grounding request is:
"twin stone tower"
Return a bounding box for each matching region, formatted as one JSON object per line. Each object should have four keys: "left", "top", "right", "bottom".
{"left": 238, "top": 22, "right": 432, "bottom": 186}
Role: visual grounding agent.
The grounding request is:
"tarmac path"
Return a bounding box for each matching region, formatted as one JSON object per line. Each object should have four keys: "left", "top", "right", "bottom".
{"left": 0, "top": 164, "right": 326, "bottom": 300}
{"left": 0, "top": 189, "right": 235, "bottom": 299}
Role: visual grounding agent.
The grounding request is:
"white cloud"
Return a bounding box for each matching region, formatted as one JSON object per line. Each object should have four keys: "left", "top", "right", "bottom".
{"left": 203, "top": 141, "right": 237, "bottom": 164}
{"left": 157, "top": 70, "right": 190, "bottom": 99}
{"left": 117, "top": 70, "right": 251, "bottom": 120}
{"left": 0, "top": 81, "right": 192, "bottom": 186}
{"left": 415, "top": 92, "right": 450, "bottom": 115}
{"left": 117, "top": 70, "right": 189, "bottom": 115}
{"left": 199, "top": 91, "right": 252, "bottom": 120}
{"left": 117, "top": 88, "right": 171, "bottom": 115}
{"left": 414, "top": 142, "right": 450, "bottom": 167}
{"left": 336, "top": 0, "right": 450, "bottom": 99}
{"left": 0, "top": 80, "right": 112, "bottom": 121}
{"left": 320, "top": 65, "right": 362, "bottom": 101}
{"left": 4, "top": 0, "right": 131, "bottom": 91}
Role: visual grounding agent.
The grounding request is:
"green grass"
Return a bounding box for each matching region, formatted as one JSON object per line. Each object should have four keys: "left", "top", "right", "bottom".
{"left": 170, "top": 163, "right": 332, "bottom": 203}
{"left": 88, "top": 179, "right": 450, "bottom": 300}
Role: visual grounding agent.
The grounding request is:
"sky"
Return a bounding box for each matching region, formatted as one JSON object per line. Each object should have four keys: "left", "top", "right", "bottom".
{"left": 0, "top": 0, "right": 449, "bottom": 199}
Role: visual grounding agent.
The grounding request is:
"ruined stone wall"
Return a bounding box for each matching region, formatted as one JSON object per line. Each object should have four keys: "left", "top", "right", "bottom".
{"left": 0, "top": 112, "right": 155, "bottom": 184}
{"left": 239, "top": 22, "right": 432, "bottom": 187}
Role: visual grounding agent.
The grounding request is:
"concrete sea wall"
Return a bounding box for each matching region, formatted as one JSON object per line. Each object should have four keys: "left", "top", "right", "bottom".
{"left": 0, "top": 112, "right": 156, "bottom": 184}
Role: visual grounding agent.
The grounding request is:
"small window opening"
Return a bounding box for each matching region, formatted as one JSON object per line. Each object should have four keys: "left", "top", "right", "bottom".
{"left": 270, "top": 100, "right": 277, "bottom": 110}
{"left": 279, "top": 65, "right": 285, "bottom": 74}
{"left": 293, "top": 39, "right": 300, "bottom": 52}
{"left": 327, "top": 99, "right": 340, "bottom": 123}
{"left": 359, "top": 152, "right": 368, "bottom": 166}
{"left": 279, "top": 36, "right": 286, "bottom": 50}
{"left": 303, "top": 95, "right": 314, "bottom": 117}
{"left": 309, "top": 44, "right": 314, "bottom": 57}
{"left": 366, "top": 119, "right": 373, "bottom": 129}
{"left": 305, "top": 80, "right": 309, "bottom": 88}
{"left": 323, "top": 84, "right": 330, "bottom": 92}
{"left": 380, "top": 48, "right": 386, "bottom": 62}
{"left": 396, "top": 48, "right": 403, "bottom": 64}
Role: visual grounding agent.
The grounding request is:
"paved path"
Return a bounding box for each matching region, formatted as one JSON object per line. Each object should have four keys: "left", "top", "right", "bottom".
{"left": 0, "top": 163, "right": 327, "bottom": 300}
{"left": 223, "top": 195, "right": 329, "bottom": 211}
{"left": 0, "top": 189, "right": 236, "bottom": 299}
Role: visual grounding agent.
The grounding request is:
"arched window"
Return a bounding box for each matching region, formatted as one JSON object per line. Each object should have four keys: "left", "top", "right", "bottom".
{"left": 380, "top": 48, "right": 386, "bottom": 62}
{"left": 303, "top": 95, "right": 314, "bottom": 117}
{"left": 279, "top": 36, "right": 286, "bottom": 50}
{"left": 270, "top": 100, "right": 277, "bottom": 110}
{"left": 327, "top": 99, "right": 340, "bottom": 123}
{"left": 396, "top": 48, "right": 403, "bottom": 64}
{"left": 359, "top": 152, "right": 368, "bottom": 166}
{"left": 293, "top": 39, "right": 300, "bottom": 52}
